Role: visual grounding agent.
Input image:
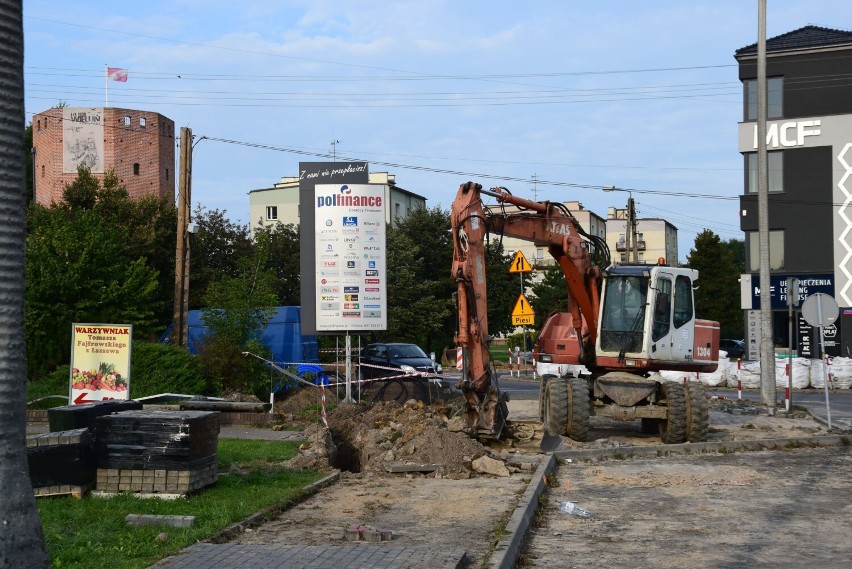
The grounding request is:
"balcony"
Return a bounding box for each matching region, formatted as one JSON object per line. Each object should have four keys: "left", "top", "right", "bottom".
{"left": 615, "top": 239, "right": 646, "bottom": 252}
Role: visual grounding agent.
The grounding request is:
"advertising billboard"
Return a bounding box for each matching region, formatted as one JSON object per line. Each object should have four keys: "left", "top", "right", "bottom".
{"left": 69, "top": 323, "right": 132, "bottom": 404}
{"left": 314, "top": 184, "right": 387, "bottom": 331}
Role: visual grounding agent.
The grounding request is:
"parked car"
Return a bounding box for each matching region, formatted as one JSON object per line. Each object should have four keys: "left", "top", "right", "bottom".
{"left": 719, "top": 338, "right": 746, "bottom": 359}
{"left": 358, "top": 342, "right": 442, "bottom": 380}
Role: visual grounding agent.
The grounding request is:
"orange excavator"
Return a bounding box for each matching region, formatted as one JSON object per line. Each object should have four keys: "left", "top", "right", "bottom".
{"left": 451, "top": 182, "right": 719, "bottom": 444}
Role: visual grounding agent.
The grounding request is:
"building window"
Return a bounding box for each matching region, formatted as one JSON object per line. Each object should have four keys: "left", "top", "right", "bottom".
{"left": 266, "top": 206, "right": 278, "bottom": 220}
{"left": 747, "top": 230, "right": 784, "bottom": 271}
{"left": 124, "top": 116, "right": 130, "bottom": 126}
{"left": 133, "top": 163, "right": 140, "bottom": 175}
{"left": 165, "top": 168, "right": 169, "bottom": 181}
{"left": 139, "top": 117, "right": 146, "bottom": 127}
{"left": 37, "top": 120, "right": 40, "bottom": 131}
{"left": 746, "top": 151, "right": 783, "bottom": 193}
{"left": 395, "top": 203, "right": 401, "bottom": 219}
{"left": 41, "top": 164, "right": 44, "bottom": 177}
{"left": 745, "top": 77, "right": 783, "bottom": 120}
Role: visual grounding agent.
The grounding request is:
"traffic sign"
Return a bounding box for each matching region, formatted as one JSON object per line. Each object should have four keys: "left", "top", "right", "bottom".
{"left": 512, "top": 294, "right": 535, "bottom": 325}
{"left": 801, "top": 293, "right": 839, "bottom": 327}
{"left": 509, "top": 250, "right": 532, "bottom": 273}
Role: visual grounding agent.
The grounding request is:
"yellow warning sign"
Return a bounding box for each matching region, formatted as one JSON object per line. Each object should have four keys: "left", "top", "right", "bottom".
{"left": 509, "top": 250, "right": 532, "bottom": 273}
{"left": 511, "top": 294, "right": 535, "bottom": 326}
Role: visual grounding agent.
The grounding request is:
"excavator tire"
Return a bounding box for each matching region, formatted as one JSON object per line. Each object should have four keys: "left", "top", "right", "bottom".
{"left": 684, "top": 381, "right": 709, "bottom": 442}
{"left": 565, "top": 376, "right": 590, "bottom": 442}
{"left": 543, "top": 377, "right": 569, "bottom": 437}
{"left": 660, "top": 381, "right": 687, "bottom": 444}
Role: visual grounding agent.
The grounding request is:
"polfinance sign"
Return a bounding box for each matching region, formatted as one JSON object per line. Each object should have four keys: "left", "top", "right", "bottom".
{"left": 315, "top": 184, "right": 387, "bottom": 331}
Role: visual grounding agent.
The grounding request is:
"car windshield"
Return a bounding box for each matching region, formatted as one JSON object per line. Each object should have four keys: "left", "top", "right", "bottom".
{"left": 390, "top": 344, "right": 427, "bottom": 358}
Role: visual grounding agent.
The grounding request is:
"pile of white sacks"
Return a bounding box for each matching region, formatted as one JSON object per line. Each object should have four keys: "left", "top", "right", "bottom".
{"left": 547, "top": 351, "right": 852, "bottom": 390}
{"left": 657, "top": 351, "right": 852, "bottom": 390}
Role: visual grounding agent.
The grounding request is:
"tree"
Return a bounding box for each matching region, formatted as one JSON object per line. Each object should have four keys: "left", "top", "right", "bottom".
{"left": 529, "top": 264, "right": 571, "bottom": 328}
{"left": 0, "top": 0, "right": 51, "bottom": 563}
{"left": 687, "top": 230, "right": 744, "bottom": 338}
{"left": 189, "top": 205, "right": 252, "bottom": 310}
{"left": 25, "top": 206, "right": 160, "bottom": 376}
{"left": 199, "top": 232, "right": 278, "bottom": 395}
{"left": 482, "top": 238, "right": 517, "bottom": 338}
{"left": 381, "top": 230, "right": 450, "bottom": 347}
{"left": 385, "top": 206, "right": 456, "bottom": 353}
{"left": 44, "top": 166, "right": 177, "bottom": 331}
{"left": 255, "top": 221, "right": 301, "bottom": 306}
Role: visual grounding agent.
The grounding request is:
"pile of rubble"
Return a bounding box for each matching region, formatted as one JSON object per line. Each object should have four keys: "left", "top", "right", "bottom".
{"left": 283, "top": 397, "right": 534, "bottom": 478}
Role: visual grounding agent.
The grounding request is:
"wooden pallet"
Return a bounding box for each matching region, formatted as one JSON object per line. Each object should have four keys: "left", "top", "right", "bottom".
{"left": 34, "top": 483, "right": 91, "bottom": 500}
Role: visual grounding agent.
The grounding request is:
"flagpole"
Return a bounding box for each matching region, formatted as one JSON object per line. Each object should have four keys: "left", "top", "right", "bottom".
{"left": 105, "top": 64, "right": 108, "bottom": 107}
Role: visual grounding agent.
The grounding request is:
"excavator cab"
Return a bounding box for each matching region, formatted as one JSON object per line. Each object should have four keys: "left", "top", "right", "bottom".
{"left": 594, "top": 264, "right": 719, "bottom": 372}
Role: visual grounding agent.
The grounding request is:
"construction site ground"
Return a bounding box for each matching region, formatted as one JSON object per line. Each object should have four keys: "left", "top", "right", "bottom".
{"left": 152, "top": 385, "right": 852, "bottom": 569}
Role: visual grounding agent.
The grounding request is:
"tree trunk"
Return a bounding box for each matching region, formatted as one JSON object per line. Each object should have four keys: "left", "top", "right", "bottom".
{"left": 0, "top": 1, "right": 50, "bottom": 566}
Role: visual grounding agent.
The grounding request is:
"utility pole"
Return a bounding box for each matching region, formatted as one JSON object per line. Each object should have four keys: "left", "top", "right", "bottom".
{"left": 173, "top": 127, "right": 192, "bottom": 348}
{"left": 331, "top": 139, "right": 340, "bottom": 161}
{"left": 627, "top": 195, "right": 638, "bottom": 263}
{"left": 757, "top": 0, "right": 776, "bottom": 413}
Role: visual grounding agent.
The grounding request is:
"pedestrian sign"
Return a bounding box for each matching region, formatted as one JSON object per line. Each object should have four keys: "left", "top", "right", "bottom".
{"left": 509, "top": 250, "right": 532, "bottom": 273}
{"left": 511, "top": 294, "right": 535, "bottom": 325}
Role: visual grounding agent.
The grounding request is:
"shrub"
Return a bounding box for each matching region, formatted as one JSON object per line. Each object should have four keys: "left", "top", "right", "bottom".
{"left": 130, "top": 341, "right": 211, "bottom": 398}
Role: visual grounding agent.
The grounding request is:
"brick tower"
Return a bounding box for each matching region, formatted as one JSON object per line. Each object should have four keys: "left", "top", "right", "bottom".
{"left": 32, "top": 106, "right": 176, "bottom": 204}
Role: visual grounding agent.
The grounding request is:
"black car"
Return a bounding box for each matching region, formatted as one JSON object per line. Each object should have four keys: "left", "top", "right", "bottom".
{"left": 719, "top": 338, "right": 746, "bottom": 359}
{"left": 358, "top": 342, "right": 443, "bottom": 380}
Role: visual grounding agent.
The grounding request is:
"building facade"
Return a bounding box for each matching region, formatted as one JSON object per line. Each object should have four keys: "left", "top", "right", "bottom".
{"left": 32, "top": 106, "right": 176, "bottom": 204}
{"left": 735, "top": 26, "right": 852, "bottom": 357}
{"left": 248, "top": 171, "right": 426, "bottom": 234}
{"left": 605, "top": 207, "right": 678, "bottom": 266}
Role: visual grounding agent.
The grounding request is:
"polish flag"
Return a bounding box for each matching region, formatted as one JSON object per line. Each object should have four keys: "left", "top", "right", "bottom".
{"left": 107, "top": 67, "right": 128, "bottom": 82}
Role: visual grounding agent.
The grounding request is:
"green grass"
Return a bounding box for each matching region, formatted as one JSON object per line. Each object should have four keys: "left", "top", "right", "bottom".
{"left": 37, "top": 439, "right": 321, "bottom": 569}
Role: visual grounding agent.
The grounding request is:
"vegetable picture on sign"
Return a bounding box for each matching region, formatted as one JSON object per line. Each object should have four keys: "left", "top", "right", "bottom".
{"left": 69, "top": 323, "right": 132, "bottom": 404}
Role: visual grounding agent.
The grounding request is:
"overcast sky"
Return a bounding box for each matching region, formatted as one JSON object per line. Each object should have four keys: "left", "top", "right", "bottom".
{"left": 23, "top": 1, "right": 852, "bottom": 261}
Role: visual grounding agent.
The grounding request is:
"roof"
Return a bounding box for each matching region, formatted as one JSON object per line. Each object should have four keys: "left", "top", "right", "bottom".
{"left": 736, "top": 25, "right": 852, "bottom": 57}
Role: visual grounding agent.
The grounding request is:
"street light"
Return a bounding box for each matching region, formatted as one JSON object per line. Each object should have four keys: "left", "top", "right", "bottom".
{"left": 603, "top": 186, "right": 638, "bottom": 263}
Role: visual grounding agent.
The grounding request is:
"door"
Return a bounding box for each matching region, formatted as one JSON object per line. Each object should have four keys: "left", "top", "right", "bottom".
{"left": 670, "top": 274, "right": 695, "bottom": 362}
{"left": 649, "top": 273, "right": 672, "bottom": 360}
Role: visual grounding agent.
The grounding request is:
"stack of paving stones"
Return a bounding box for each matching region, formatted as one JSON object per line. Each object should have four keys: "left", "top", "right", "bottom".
{"left": 26, "top": 400, "right": 144, "bottom": 498}
{"left": 48, "top": 400, "right": 144, "bottom": 431}
{"left": 94, "top": 410, "right": 220, "bottom": 495}
{"left": 27, "top": 428, "right": 95, "bottom": 499}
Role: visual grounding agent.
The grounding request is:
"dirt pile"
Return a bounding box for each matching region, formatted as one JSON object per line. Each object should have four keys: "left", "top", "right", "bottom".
{"left": 284, "top": 396, "right": 500, "bottom": 477}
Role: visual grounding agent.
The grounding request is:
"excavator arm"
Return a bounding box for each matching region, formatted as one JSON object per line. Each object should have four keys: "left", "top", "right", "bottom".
{"left": 451, "top": 182, "right": 604, "bottom": 438}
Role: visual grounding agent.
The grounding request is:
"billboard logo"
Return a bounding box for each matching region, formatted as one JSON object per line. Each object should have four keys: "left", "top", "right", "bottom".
{"left": 344, "top": 286, "right": 359, "bottom": 293}
{"left": 368, "top": 261, "right": 376, "bottom": 268}
{"left": 365, "top": 278, "right": 380, "bottom": 284}
{"left": 340, "top": 184, "right": 351, "bottom": 195}
{"left": 343, "top": 216, "right": 358, "bottom": 227}
{"left": 366, "top": 270, "right": 379, "bottom": 276}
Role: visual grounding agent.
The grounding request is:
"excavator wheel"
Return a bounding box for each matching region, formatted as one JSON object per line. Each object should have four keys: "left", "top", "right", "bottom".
{"left": 659, "top": 381, "right": 687, "bottom": 444}
{"left": 565, "top": 376, "right": 590, "bottom": 442}
{"left": 684, "top": 381, "right": 709, "bottom": 442}
{"left": 543, "top": 377, "right": 568, "bottom": 437}
{"left": 542, "top": 376, "right": 590, "bottom": 441}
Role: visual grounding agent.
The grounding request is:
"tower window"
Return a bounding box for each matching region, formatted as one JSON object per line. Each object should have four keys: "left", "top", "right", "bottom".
{"left": 124, "top": 116, "right": 130, "bottom": 126}
{"left": 139, "top": 117, "right": 146, "bottom": 127}
{"left": 133, "top": 163, "right": 140, "bottom": 175}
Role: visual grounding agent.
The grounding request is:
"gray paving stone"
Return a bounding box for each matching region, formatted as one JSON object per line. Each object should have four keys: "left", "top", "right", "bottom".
{"left": 148, "top": 543, "right": 466, "bottom": 568}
